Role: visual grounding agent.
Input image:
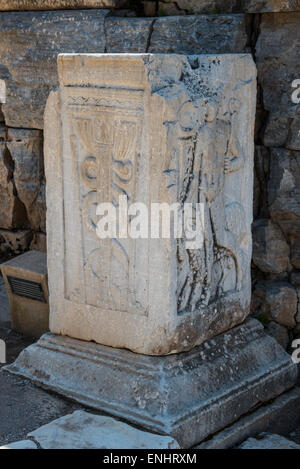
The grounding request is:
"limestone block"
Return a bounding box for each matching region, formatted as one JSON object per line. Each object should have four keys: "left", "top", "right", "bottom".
{"left": 287, "top": 116, "right": 300, "bottom": 151}
{"left": 265, "top": 321, "right": 290, "bottom": 349}
{"left": 105, "top": 17, "right": 154, "bottom": 52}
{"left": 252, "top": 218, "right": 290, "bottom": 273}
{"left": 6, "top": 319, "right": 298, "bottom": 447}
{"left": 0, "top": 10, "right": 109, "bottom": 129}
{"left": 256, "top": 12, "right": 300, "bottom": 147}
{"left": 6, "top": 128, "right": 44, "bottom": 232}
{"left": 239, "top": 433, "right": 300, "bottom": 449}
{"left": 30, "top": 232, "right": 47, "bottom": 252}
{"left": 173, "top": 0, "right": 300, "bottom": 13}
{"left": 0, "top": 12, "right": 247, "bottom": 129}
{"left": 291, "top": 242, "right": 300, "bottom": 269}
{"left": 44, "top": 53, "right": 256, "bottom": 354}
{"left": 196, "top": 387, "right": 300, "bottom": 449}
{"left": 28, "top": 410, "right": 179, "bottom": 449}
{"left": 0, "top": 141, "right": 17, "bottom": 230}
{"left": 149, "top": 15, "right": 247, "bottom": 54}
{"left": 252, "top": 282, "right": 297, "bottom": 328}
{"left": 0, "top": 229, "right": 32, "bottom": 254}
{"left": 263, "top": 113, "right": 290, "bottom": 147}
{"left": 244, "top": 0, "right": 300, "bottom": 12}
{"left": 0, "top": 0, "right": 125, "bottom": 9}
{"left": 268, "top": 148, "right": 300, "bottom": 243}
{"left": 291, "top": 271, "right": 300, "bottom": 286}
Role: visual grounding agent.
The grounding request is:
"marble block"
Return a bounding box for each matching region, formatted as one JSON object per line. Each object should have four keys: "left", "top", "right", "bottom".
{"left": 44, "top": 53, "right": 256, "bottom": 355}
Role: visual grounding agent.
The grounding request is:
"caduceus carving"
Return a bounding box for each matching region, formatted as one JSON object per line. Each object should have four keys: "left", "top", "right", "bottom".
{"left": 110, "top": 120, "right": 137, "bottom": 311}
{"left": 112, "top": 120, "right": 136, "bottom": 199}
{"left": 74, "top": 118, "right": 95, "bottom": 153}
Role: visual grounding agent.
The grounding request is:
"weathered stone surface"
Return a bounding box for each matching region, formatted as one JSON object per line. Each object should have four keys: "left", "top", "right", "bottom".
{"left": 268, "top": 148, "right": 300, "bottom": 243}
{"left": 245, "top": 0, "right": 300, "bottom": 12}
{"left": 149, "top": 15, "right": 247, "bottom": 54}
{"left": 44, "top": 53, "right": 256, "bottom": 354}
{"left": 105, "top": 17, "right": 154, "bottom": 52}
{"left": 252, "top": 219, "right": 290, "bottom": 273}
{"left": 0, "top": 10, "right": 109, "bottom": 129}
{"left": 252, "top": 282, "right": 297, "bottom": 328}
{"left": 159, "top": 0, "right": 300, "bottom": 14}
{"left": 263, "top": 113, "right": 289, "bottom": 147}
{"left": 158, "top": 2, "right": 185, "bottom": 15}
{"left": 196, "top": 387, "right": 300, "bottom": 449}
{"left": 253, "top": 146, "right": 270, "bottom": 219}
{"left": 0, "top": 127, "right": 26, "bottom": 230}
{"left": 291, "top": 271, "right": 300, "bottom": 286}
{"left": 256, "top": 13, "right": 300, "bottom": 116}
{"left": 1, "top": 250, "right": 49, "bottom": 337}
{"left": 291, "top": 242, "right": 300, "bottom": 269}
{"left": 265, "top": 321, "right": 290, "bottom": 349}
{"left": 6, "top": 128, "right": 44, "bottom": 232}
{"left": 287, "top": 116, "right": 300, "bottom": 151}
{"left": 0, "top": 229, "right": 32, "bottom": 254}
{"left": 6, "top": 319, "right": 298, "bottom": 448}
{"left": 0, "top": 276, "right": 10, "bottom": 324}
{"left": 30, "top": 232, "right": 46, "bottom": 252}
{"left": 0, "top": 12, "right": 248, "bottom": 129}
{"left": 239, "top": 432, "right": 300, "bottom": 449}
{"left": 0, "top": 0, "right": 125, "bottom": 9}
{"left": 0, "top": 440, "right": 37, "bottom": 449}
{"left": 143, "top": 1, "right": 156, "bottom": 16}
{"left": 28, "top": 410, "right": 179, "bottom": 449}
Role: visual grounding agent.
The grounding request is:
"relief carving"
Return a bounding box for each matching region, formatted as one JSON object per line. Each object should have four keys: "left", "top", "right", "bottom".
{"left": 161, "top": 81, "right": 249, "bottom": 314}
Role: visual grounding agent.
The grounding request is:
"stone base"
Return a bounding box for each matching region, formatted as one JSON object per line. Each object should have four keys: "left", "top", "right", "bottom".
{"left": 196, "top": 386, "right": 300, "bottom": 448}
{"left": 4, "top": 319, "right": 298, "bottom": 448}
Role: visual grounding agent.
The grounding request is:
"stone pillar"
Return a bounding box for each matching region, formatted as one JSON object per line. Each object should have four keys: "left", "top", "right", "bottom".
{"left": 6, "top": 54, "right": 298, "bottom": 448}
{"left": 48, "top": 53, "right": 255, "bottom": 355}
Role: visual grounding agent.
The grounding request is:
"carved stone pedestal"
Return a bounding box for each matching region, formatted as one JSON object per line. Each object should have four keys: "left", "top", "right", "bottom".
{"left": 5, "top": 319, "right": 297, "bottom": 448}
{"left": 45, "top": 53, "right": 257, "bottom": 355}
{"left": 5, "top": 54, "right": 298, "bottom": 447}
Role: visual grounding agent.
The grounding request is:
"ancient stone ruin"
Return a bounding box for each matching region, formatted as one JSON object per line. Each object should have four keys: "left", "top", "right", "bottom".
{"left": 0, "top": 0, "right": 299, "bottom": 450}
{"left": 5, "top": 53, "right": 298, "bottom": 448}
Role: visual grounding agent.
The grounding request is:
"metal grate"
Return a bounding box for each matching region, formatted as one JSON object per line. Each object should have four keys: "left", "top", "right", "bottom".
{"left": 7, "top": 276, "right": 46, "bottom": 303}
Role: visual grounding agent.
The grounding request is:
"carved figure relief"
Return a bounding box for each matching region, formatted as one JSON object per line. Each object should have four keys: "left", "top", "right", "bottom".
{"left": 161, "top": 81, "right": 249, "bottom": 314}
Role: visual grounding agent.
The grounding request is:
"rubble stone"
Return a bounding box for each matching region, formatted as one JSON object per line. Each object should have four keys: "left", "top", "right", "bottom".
{"left": 252, "top": 218, "right": 290, "bottom": 273}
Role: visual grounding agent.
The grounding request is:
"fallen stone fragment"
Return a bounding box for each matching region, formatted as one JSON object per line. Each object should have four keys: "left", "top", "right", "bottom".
{"left": 28, "top": 410, "right": 180, "bottom": 449}
{"left": 239, "top": 432, "right": 300, "bottom": 449}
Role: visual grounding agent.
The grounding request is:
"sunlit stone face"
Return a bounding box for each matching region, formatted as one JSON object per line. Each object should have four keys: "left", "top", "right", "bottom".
{"left": 44, "top": 53, "right": 256, "bottom": 355}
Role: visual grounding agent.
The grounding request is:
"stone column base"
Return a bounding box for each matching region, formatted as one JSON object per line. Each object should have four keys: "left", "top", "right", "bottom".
{"left": 4, "top": 319, "right": 298, "bottom": 448}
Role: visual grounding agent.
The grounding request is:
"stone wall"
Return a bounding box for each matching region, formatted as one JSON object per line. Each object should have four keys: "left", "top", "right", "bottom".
{"left": 0, "top": 3, "right": 299, "bottom": 348}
